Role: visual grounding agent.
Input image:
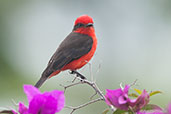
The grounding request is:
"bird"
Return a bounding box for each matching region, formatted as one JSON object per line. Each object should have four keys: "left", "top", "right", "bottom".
{"left": 35, "top": 15, "right": 97, "bottom": 88}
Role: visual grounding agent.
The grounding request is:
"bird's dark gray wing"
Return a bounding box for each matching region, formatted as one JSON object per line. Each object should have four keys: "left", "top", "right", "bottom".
{"left": 42, "top": 32, "right": 93, "bottom": 77}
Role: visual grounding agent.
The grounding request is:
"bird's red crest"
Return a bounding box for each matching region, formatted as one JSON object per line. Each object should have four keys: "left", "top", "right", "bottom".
{"left": 74, "top": 15, "right": 93, "bottom": 25}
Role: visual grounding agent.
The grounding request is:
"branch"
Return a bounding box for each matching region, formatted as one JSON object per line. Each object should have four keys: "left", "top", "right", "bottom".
{"left": 66, "top": 97, "right": 104, "bottom": 114}
{"left": 60, "top": 81, "right": 83, "bottom": 92}
{"left": 70, "top": 70, "right": 106, "bottom": 100}
{"left": 60, "top": 70, "right": 106, "bottom": 113}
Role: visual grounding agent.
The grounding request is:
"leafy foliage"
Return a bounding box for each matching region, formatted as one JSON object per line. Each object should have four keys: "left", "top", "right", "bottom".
{"left": 149, "top": 91, "right": 162, "bottom": 97}
{"left": 142, "top": 104, "right": 163, "bottom": 111}
{"left": 113, "top": 109, "right": 128, "bottom": 114}
{"left": 134, "top": 88, "right": 142, "bottom": 95}
{"left": 129, "top": 93, "right": 139, "bottom": 98}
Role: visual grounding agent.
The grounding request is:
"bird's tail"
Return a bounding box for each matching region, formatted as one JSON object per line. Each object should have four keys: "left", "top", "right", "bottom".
{"left": 34, "top": 69, "right": 61, "bottom": 88}
{"left": 35, "top": 66, "right": 54, "bottom": 88}
{"left": 34, "top": 76, "right": 48, "bottom": 88}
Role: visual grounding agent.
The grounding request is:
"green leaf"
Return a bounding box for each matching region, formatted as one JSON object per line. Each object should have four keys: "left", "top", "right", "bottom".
{"left": 142, "top": 104, "right": 163, "bottom": 111}
{"left": 134, "top": 88, "right": 142, "bottom": 94}
{"left": 113, "top": 109, "right": 127, "bottom": 114}
{"left": 128, "top": 111, "right": 134, "bottom": 114}
{"left": 149, "top": 91, "right": 162, "bottom": 96}
{"left": 102, "top": 108, "right": 109, "bottom": 114}
{"left": 129, "top": 93, "right": 139, "bottom": 98}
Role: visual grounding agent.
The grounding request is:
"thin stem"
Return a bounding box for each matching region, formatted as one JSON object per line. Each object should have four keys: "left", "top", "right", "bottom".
{"left": 60, "top": 81, "right": 83, "bottom": 92}
{"left": 130, "top": 79, "right": 138, "bottom": 87}
{"left": 63, "top": 70, "right": 106, "bottom": 113}
{"left": 87, "top": 62, "right": 93, "bottom": 82}
{"left": 66, "top": 97, "right": 104, "bottom": 114}
{"left": 81, "top": 79, "right": 105, "bottom": 100}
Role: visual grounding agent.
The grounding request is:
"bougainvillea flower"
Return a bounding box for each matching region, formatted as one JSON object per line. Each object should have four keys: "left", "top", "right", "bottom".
{"left": 12, "top": 110, "right": 18, "bottom": 114}
{"left": 105, "top": 85, "right": 131, "bottom": 110}
{"left": 18, "top": 102, "right": 28, "bottom": 114}
{"left": 166, "top": 103, "right": 171, "bottom": 114}
{"left": 137, "top": 111, "right": 164, "bottom": 114}
{"left": 131, "top": 90, "right": 150, "bottom": 112}
{"left": 15, "top": 85, "right": 65, "bottom": 114}
{"left": 105, "top": 85, "right": 151, "bottom": 112}
{"left": 137, "top": 103, "right": 171, "bottom": 114}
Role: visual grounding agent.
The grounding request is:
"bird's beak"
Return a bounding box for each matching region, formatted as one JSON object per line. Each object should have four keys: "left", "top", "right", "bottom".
{"left": 86, "top": 23, "right": 93, "bottom": 27}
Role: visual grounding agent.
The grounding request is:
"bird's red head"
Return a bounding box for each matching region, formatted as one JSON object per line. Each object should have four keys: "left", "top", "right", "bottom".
{"left": 74, "top": 15, "right": 94, "bottom": 25}
{"left": 73, "top": 15, "right": 95, "bottom": 36}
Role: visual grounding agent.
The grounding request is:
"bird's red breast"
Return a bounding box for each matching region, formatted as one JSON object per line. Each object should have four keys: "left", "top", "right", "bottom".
{"left": 61, "top": 29, "right": 97, "bottom": 71}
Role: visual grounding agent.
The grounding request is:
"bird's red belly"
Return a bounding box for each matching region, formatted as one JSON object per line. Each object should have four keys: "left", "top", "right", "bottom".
{"left": 61, "top": 41, "right": 96, "bottom": 71}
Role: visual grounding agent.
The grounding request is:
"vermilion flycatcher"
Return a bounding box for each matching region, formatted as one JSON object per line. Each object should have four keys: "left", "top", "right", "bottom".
{"left": 35, "top": 15, "right": 97, "bottom": 88}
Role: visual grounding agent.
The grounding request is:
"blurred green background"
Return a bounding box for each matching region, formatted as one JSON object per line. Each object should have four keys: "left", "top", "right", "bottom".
{"left": 0, "top": 0, "right": 171, "bottom": 114}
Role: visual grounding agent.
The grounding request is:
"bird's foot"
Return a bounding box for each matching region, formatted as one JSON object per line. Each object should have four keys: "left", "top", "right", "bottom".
{"left": 70, "top": 70, "right": 86, "bottom": 80}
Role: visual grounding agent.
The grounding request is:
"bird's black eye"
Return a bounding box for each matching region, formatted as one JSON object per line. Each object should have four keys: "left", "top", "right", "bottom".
{"left": 73, "top": 23, "right": 84, "bottom": 31}
{"left": 77, "top": 23, "right": 84, "bottom": 27}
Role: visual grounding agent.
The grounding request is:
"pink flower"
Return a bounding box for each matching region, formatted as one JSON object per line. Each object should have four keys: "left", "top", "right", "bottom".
{"left": 105, "top": 85, "right": 150, "bottom": 112}
{"left": 166, "top": 103, "right": 171, "bottom": 114}
{"left": 12, "top": 110, "right": 18, "bottom": 114}
{"left": 136, "top": 103, "right": 171, "bottom": 114}
{"left": 105, "top": 85, "right": 131, "bottom": 110}
{"left": 16, "top": 85, "right": 65, "bottom": 114}
{"left": 131, "top": 90, "right": 150, "bottom": 112}
{"left": 137, "top": 111, "right": 164, "bottom": 114}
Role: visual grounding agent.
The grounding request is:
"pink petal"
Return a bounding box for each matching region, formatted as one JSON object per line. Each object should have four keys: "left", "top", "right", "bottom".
{"left": 118, "top": 96, "right": 127, "bottom": 104}
{"left": 28, "top": 94, "right": 57, "bottom": 114}
{"left": 167, "top": 103, "right": 171, "bottom": 114}
{"left": 137, "top": 111, "right": 164, "bottom": 114}
{"left": 123, "top": 85, "right": 130, "bottom": 94}
{"left": 105, "top": 88, "right": 130, "bottom": 110}
{"left": 12, "top": 110, "right": 18, "bottom": 114}
{"left": 105, "top": 89, "right": 122, "bottom": 106}
{"left": 41, "top": 96, "right": 58, "bottom": 114}
{"left": 43, "top": 90, "right": 65, "bottom": 112}
{"left": 28, "top": 95, "right": 45, "bottom": 114}
{"left": 18, "top": 102, "right": 28, "bottom": 114}
{"left": 28, "top": 91, "right": 65, "bottom": 114}
{"left": 23, "top": 85, "right": 41, "bottom": 103}
{"left": 132, "top": 90, "right": 150, "bottom": 112}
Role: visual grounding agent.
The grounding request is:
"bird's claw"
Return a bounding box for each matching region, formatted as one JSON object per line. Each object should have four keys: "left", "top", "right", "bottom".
{"left": 70, "top": 70, "right": 86, "bottom": 80}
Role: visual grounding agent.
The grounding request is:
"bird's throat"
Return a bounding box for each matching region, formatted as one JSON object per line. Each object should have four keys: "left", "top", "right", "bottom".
{"left": 74, "top": 27, "right": 95, "bottom": 37}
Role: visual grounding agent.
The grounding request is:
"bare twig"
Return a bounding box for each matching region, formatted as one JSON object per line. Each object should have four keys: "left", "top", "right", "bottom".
{"left": 90, "top": 91, "right": 97, "bottom": 100}
{"left": 59, "top": 81, "right": 83, "bottom": 92}
{"left": 60, "top": 70, "right": 106, "bottom": 113}
{"left": 130, "top": 79, "right": 138, "bottom": 87}
{"left": 61, "top": 76, "right": 105, "bottom": 100}
{"left": 128, "top": 106, "right": 135, "bottom": 114}
{"left": 78, "top": 77, "right": 105, "bottom": 100}
{"left": 69, "top": 70, "right": 105, "bottom": 99}
{"left": 87, "top": 62, "right": 93, "bottom": 81}
{"left": 110, "top": 105, "right": 116, "bottom": 112}
{"left": 66, "top": 97, "right": 104, "bottom": 114}
{"left": 120, "top": 82, "right": 124, "bottom": 90}
{"left": 71, "top": 76, "right": 77, "bottom": 83}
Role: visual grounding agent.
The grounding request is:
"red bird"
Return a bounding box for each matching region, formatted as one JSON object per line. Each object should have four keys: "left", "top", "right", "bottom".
{"left": 35, "top": 15, "right": 97, "bottom": 88}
